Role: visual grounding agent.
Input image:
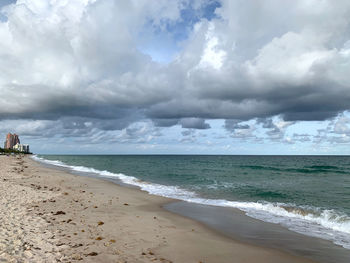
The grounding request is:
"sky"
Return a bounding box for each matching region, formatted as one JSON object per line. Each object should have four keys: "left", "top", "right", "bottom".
{"left": 1, "top": 0, "right": 350, "bottom": 155}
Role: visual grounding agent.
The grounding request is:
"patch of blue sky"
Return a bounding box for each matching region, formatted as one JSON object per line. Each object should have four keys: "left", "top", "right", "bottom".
{"left": 0, "top": 0, "right": 15, "bottom": 22}
{"left": 286, "top": 120, "right": 328, "bottom": 137}
{"left": 138, "top": 0, "right": 221, "bottom": 63}
{"left": 166, "top": 0, "right": 221, "bottom": 42}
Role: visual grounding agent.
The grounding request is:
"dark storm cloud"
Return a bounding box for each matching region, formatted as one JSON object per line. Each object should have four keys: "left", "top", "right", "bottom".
{"left": 180, "top": 118, "right": 210, "bottom": 129}
{"left": 152, "top": 117, "right": 210, "bottom": 129}
{"left": 1, "top": 0, "right": 350, "bottom": 139}
{"left": 152, "top": 118, "right": 180, "bottom": 127}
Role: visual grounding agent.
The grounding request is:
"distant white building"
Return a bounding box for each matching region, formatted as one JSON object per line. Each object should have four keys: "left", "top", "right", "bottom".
{"left": 13, "top": 143, "right": 30, "bottom": 153}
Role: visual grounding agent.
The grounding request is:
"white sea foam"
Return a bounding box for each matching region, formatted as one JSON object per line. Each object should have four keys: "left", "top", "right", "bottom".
{"left": 31, "top": 155, "right": 350, "bottom": 249}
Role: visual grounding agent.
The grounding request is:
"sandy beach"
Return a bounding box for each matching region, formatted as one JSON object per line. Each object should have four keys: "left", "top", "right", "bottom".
{"left": 0, "top": 155, "right": 317, "bottom": 263}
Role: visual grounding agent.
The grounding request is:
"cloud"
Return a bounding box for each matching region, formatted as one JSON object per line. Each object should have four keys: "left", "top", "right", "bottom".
{"left": 1, "top": 0, "right": 350, "bottom": 148}
{"left": 152, "top": 118, "right": 179, "bottom": 127}
{"left": 333, "top": 115, "right": 350, "bottom": 134}
{"left": 223, "top": 119, "right": 258, "bottom": 139}
{"left": 180, "top": 118, "right": 210, "bottom": 129}
{"left": 180, "top": 129, "right": 198, "bottom": 143}
{"left": 0, "top": 0, "right": 184, "bottom": 119}
{"left": 224, "top": 120, "right": 250, "bottom": 132}
{"left": 257, "top": 117, "right": 295, "bottom": 141}
{"left": 292, "top": 133, "right": 312, "bottom": 142}
{"left": 151, "top": 117, "right": 211, "bottom": 129}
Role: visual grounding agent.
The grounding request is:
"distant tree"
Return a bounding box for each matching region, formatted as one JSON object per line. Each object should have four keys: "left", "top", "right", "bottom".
{"left": 0, "top": 147, "right": 31, "bottom": 154}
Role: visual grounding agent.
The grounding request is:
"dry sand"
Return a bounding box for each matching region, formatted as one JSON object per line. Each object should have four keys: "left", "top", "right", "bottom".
{"left": 0, "top": 155, "right": 317, "bottom": 263}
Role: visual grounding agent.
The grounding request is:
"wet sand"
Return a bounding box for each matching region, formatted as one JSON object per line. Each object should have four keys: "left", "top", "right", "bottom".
{"left": 1, "top": 155, "right": 316, "bottom": 262}
{"left": 165, "top": 202, "right": 350, "bottom": 263}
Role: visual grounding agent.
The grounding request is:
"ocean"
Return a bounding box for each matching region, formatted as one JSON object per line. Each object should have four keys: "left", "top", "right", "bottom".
{"left": 33, "top": 155, "right": 350, "bottom": 250}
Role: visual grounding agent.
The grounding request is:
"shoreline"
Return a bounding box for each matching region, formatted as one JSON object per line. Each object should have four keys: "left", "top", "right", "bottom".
{"left": 1, "top": 155, "right": 320, "bottom": 262}
{"left": 165, "top": 202, "right": 350, "bottom": 263}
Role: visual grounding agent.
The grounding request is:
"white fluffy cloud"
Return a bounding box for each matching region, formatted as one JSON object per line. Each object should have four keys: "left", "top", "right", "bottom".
{"left": 1, "top": 0, "right": 350, "bottom": 149}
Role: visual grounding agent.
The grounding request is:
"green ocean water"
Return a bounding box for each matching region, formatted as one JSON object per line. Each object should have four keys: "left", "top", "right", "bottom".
{"left": 35, "top": 155, "right": 350, "bottom": 249}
